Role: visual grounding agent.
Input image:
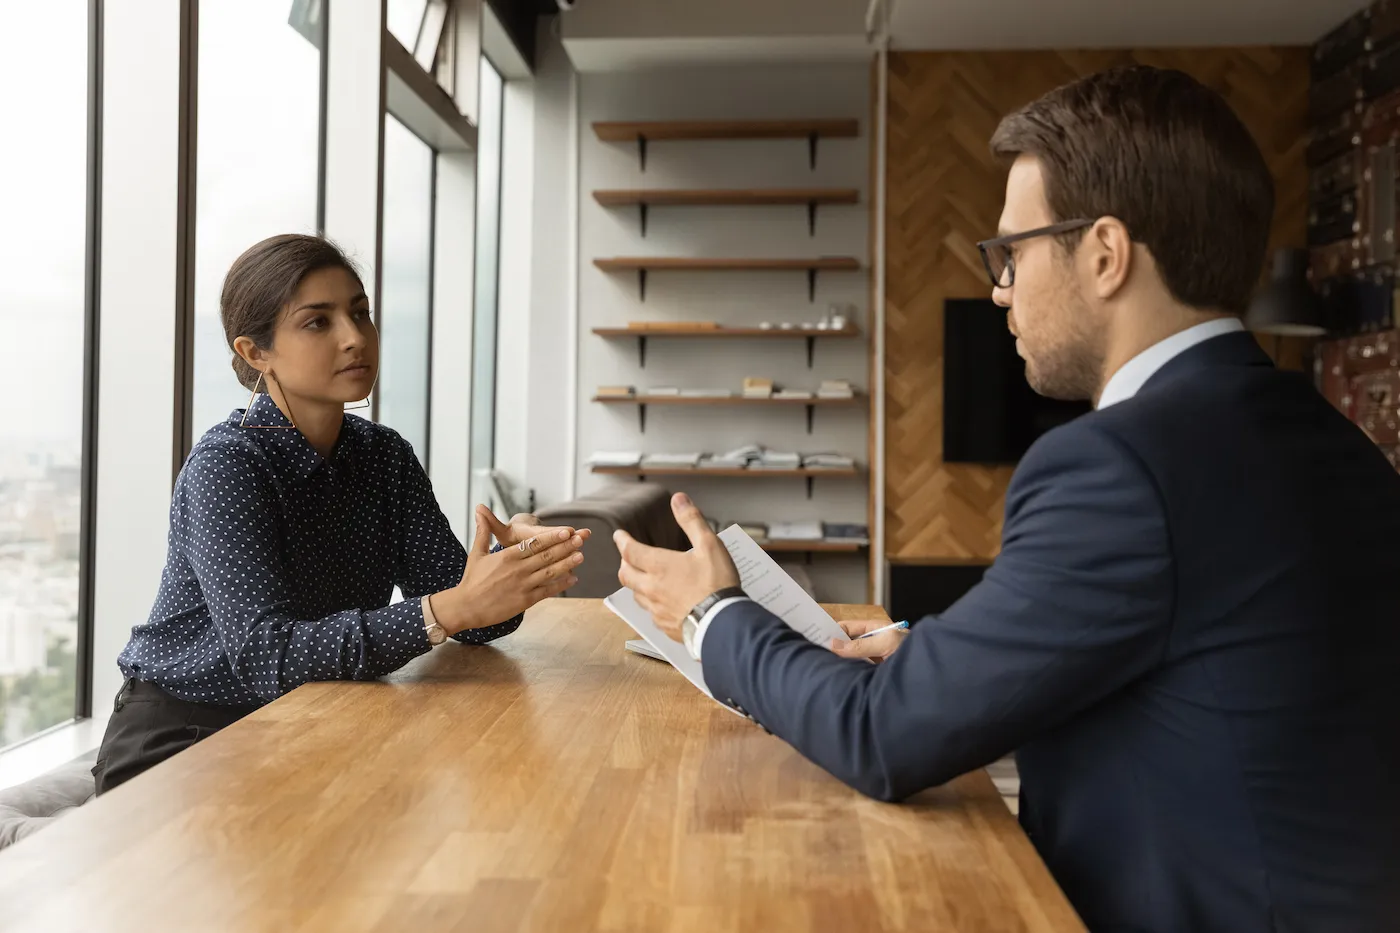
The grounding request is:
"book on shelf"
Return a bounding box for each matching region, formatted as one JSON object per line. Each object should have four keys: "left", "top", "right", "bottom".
{"left": 742, "top": 377, "right": 774, "bottom": 398}
{"left": 802, "top": 453, "right": 856, "bottom": 470}
{"left": 754, "top": 451, "right": 803, "bottom": 470}
{"left": 767, "top": 520, "right": 824, "bottom": 541}
{"left": 646, "top": 386, "right": 681, "bottom": 396}
{"left": 589, "top": 451, "right": 643, "bottom": 468}
{"left": 596, "top": 385, "right": 636, "bottom": 398}
{"left": 739, "top": 523, "right": 769, "bottom": 542}
{"left": 641, "top": 453, "right": 703, "bottom": 469}
{"left": 817, "top": 378, "right": 855, "bottom": 399}
{"left": 698, "top": 454, "right": 750, "bottom": 470}
{"left": 721, "top": 445, "right": 763, "bottom": 464}
{"left": 822, "top": 522, "right": 869, "bottom": 543}
{"left": 626, "top": 321, "right": 719, "bottom": 331}
{"left": 679, "top": 388, "right": 735, "bottom": 398}
{"left": 772, "top": 389, "right": 814, "bottom": 400}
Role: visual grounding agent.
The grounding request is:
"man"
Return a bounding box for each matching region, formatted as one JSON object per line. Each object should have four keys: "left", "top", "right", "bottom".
{"left": 615, "top": 67, "right": 1400, "bottom": 933}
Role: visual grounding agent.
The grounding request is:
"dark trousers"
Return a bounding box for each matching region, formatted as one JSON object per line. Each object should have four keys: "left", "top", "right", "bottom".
{"left": 92, "top": 678, "right": 258, "bottom": 795}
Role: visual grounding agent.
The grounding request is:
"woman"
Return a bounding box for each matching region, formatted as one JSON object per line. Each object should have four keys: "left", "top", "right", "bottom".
{"left": 93, "top": 234, "right": 588, "bottom": 793}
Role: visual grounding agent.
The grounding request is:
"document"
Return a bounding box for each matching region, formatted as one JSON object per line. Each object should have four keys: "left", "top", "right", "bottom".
{"left": 606, "top": 525, "right": 852, "bottom": 706}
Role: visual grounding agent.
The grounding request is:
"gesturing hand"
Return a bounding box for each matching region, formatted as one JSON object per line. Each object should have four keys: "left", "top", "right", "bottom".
{"left": 477, "top": 508, "right": 572, "bottom": 551}
{"left": 614, "top": 493, "right": 740, "bottom": 642}
{"left": 431, "top": 505, "right": 592, "bottom": 636}
{"left": 829, "top": 619, "right": 908, "bottom": 662}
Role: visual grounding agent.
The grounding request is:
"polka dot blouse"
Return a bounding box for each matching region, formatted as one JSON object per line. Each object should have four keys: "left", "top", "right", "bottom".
{"left": 116, "top": 392, "right": 521, "bottom": 707}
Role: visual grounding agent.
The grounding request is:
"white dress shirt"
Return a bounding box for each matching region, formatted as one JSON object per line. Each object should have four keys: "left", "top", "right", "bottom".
{"left": 1096, "top": 317, "right": 1244, "bottom": 410}
{"left": 687, "top": 316, "right": 1247, "bottom": 661}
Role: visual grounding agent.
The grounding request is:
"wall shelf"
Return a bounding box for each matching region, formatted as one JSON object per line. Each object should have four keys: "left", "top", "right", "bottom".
{"left": 591, "top": 465, "right": 860, "bottom": 500}
{"left": 761, "top": 539, "right": 869, "bottom": 562}
{"left": 593, "top": 393, "right": 863, "bottom": 433}
{"left": 593, "top": 188, "right": 860, "bottom": 237}
{"left": 593, "top": 324, "right": 860, "bottom": 368}
{"left": 593, "top": 256, "right": 861, "bottom": 303}
{"left": 591, "top": 118, "right": 859, "bottom": 171}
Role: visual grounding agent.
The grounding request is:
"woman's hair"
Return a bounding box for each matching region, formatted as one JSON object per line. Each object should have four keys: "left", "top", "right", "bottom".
{"left": 221, "top": 234, "right": 365, "bottom": 391}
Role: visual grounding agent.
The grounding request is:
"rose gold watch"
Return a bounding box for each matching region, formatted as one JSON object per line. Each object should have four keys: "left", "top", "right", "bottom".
{"left": 422, "top": 595, "right": 448, "bottom": 646}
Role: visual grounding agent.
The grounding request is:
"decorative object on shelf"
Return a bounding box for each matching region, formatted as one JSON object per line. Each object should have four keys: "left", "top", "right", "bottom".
{"left": 593, "top": 256, "right": 861, "bottom": 303}
{"left": 1247, "top": 248, "right": 1329, "bottom": 336}
{"left": 593, "top": 188, "right": 859, "bottom": 237}
{"left": 591, "top": 118, "right": 859, "bottom": 172}
{"left": 596, "top": 385, "right": 635, "bottom": 398}
{"left": 743, "top": 377, "right": 774, "bottom": 398}
{"left": 1316, "top": 328, "right": 1400, "bottom": 470}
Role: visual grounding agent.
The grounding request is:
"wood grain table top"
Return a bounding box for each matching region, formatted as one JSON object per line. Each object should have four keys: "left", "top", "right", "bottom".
{"left": 0, "top": 599, "right": 1083, "bottom": 933}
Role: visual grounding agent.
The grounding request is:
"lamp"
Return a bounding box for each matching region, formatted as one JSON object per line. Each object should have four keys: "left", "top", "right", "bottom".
{"left": 1245, "top": 248, "right": 1327, "bottom": 336}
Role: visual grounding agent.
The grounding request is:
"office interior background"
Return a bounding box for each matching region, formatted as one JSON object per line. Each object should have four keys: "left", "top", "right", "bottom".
{"left": 0, "top": 0, "right": 1389, "bottom": 812}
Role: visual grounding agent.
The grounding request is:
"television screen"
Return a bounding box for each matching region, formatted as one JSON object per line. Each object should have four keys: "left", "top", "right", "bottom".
{"left": 943, "top": 298, "right": 1090, "bottom": 464}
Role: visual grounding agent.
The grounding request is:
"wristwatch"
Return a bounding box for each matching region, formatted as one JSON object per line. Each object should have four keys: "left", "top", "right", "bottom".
{"left": 682, "top": 586, "right": 747, "bottom": 659}
{"left": 422, "top": 595, "right": 448, "bottom": 646}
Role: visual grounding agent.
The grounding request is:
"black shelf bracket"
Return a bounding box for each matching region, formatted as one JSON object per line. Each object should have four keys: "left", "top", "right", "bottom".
{"left": 638, "top": 403, "right": 647, "bottom": 433}
{"left": 806, "top": 404, "right": 816, "bottom": 434}
{"left": 806, "top": 476, "right": 816, "bottom": 499}
{"left": 636, "top": 335, "right": 647, "bottom": 368}
{"left": 808, "top": 132, "right": 819, "bottom": 170}
{"left": 639, "top": 203, "right": 649, "bottom": 237}
{"left": 807, "top": 268, "right": 818, "bottom": 303}
{"left": 638, "top": 268, "right": 648, "bottom": 302}
{"left": 637, "top": 134, "right": 649, "bottom": 171}
{"left": 806, "top": 336, "right": 817, "bottom": 368}
{"left": 807, "top": 201, "right": 818, "bottom": 236}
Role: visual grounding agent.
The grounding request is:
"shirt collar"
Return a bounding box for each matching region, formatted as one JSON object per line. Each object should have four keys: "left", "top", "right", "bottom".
{"left": 233, "top": 391, "right": 356, "bottom": 482}
{"left": 1096, "top": 317, "right": 1246, "bottom": 411}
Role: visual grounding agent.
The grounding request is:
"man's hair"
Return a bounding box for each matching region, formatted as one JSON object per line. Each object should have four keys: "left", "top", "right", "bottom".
{"left": 989, "top": 65, "right": 1274, "bottom": 314}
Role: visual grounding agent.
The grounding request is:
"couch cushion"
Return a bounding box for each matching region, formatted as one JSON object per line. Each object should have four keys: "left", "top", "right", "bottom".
{"left": 0, "top": 749, "right": 99, "bottom": 849}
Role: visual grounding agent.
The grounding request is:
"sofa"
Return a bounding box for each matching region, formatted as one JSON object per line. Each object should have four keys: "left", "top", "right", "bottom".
{"left": 0, "top": 749, "right": 98, "bottom": 850}
{"left": 536, "top": 483, "right": 690, "bottom": 598}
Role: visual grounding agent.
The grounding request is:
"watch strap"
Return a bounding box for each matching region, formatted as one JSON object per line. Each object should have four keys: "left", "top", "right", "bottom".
{"left": 685, "top": 586, "right": 748, "bottom": 628}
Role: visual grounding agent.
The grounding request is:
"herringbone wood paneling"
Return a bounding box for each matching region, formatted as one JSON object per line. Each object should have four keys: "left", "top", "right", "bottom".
{"left": 885, "top": 49, "right": 1309, "bottom": 562}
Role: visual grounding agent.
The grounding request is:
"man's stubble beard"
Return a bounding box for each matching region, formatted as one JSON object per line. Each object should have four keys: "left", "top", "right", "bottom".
{"left": 1022, "top": 290, "right": 1103, "bottom": 402}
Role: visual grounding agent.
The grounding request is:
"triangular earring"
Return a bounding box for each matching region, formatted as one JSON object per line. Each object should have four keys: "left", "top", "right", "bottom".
{"left": 239, "top": 372, "right": 299, "bottom": 429}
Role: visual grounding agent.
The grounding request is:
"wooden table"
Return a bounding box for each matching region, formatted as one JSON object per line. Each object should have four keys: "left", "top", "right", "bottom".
{"left": 0, "top": 600, "right": 1084, "bottom": 932}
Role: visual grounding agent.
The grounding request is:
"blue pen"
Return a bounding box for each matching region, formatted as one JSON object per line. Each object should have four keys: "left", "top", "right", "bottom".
{"left": 854, "top": 620, "right": 909, "bottom": 640}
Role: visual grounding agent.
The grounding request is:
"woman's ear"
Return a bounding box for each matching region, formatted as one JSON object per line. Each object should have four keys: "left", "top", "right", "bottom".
{"left": 232, "top": 336, "right": 268, "bottom": 375}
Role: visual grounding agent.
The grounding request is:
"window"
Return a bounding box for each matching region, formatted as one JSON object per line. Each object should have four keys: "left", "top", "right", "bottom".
{"left": 378, "top": 115, "right": 436, "bottom": 462}
{"left": 0, "top": 0, "right": 91, "bottom": 745}
{"left": 386, "top": 0, "right": 429, "bottom": 50}
{"left": 191, "top": 0, "right": 323, "bottom": 438}
{"left": 469, "top": 58, "right": 505, "bottom": 508}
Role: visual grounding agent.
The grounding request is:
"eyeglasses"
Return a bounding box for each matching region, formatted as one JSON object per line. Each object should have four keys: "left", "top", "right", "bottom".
{"left": 976, "top": 219, "right": 1095, "bottom": 288}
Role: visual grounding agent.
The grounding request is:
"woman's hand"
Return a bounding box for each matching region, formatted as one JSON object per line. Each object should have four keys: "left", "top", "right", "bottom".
{"left": 431, "top": 506, "right": 592, "bottom": 635}
{"left": 477, "top": 508, "right": 568, "bottom": 550}
{"left": 828, "top": 619, "right": 908, "bottom": 662}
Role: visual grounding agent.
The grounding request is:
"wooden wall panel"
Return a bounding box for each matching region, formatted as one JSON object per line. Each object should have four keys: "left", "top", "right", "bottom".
{"left": 884, "top": 48, "right": 1309, "bottom": 562}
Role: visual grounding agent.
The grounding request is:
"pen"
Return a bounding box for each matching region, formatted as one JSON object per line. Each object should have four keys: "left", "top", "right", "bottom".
{"left": 854, "top": 620, "right": 909, "bottom": 640}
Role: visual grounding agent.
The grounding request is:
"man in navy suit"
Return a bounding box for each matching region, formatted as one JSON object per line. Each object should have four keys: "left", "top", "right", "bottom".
{"left": 615, "top": 66, "right": 1400, "bottom": 932}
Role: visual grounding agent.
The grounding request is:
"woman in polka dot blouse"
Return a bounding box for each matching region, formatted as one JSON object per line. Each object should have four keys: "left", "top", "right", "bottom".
{"left": 92, "top": 234, "right": 590, "bottom": 794}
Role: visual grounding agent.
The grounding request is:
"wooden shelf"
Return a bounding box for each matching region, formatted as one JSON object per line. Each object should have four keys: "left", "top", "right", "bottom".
{"left": 592, "top": 119, "right": 859, "bottom": 142}
{"left": 594, "top": 257, "right": 860, "bottom": 303}
{"left": 594, "top": 189, "right": 860, "bottom": 237}
{"left": 592, "top": 467, "right": 859, "bottom": 479}
{"left": 760, "top": 539, "right": 868, "bottom": 554}
{"left": 592, "top": 394, "right": 862, "bottom": 406}
{"left": 595, "top": 256, "right": 859, "bottom": 272}
{"left": 592, "top": 324, "right": 859, "bottom": 339}
{"left": 593, "top": 324, "right": 860, "bottom": 369}
{"left": 591, "top": 119, "right": 859, "bottom": 172}
{"left": 593, "top": 188, "right": 859, "bottom": 207}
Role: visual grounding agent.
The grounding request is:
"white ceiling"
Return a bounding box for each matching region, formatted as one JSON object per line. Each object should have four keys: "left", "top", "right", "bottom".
{"left": 887, "top": 0, "right": 1371, "bottom": 50}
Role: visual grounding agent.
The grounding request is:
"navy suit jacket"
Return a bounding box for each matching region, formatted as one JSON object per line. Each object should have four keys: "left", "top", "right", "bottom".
{"left": 702, "top": 332, "right": 1400, "bottom": 933}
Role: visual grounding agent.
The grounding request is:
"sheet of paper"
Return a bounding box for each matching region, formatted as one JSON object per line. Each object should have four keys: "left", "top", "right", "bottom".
{"left": 605, "top": 525, "right": 851, "bottom": 708}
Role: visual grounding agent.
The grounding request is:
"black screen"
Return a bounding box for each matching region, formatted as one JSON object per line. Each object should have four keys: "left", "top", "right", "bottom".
{"left": 943, "top": 298, "right": 1090, "bottom": 463}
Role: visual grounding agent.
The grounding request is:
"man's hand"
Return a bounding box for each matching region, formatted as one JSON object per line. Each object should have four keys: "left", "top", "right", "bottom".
{"left": 478, "top": 508, "right": 572, "bottom": 550}
{"left": 615, "top": 493, "right": 740, "bottom": 642}
{"left": 829, "top": 619, "right": 908, "bottom": 662}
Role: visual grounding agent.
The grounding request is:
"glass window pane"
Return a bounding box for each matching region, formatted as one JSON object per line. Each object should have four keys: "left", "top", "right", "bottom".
{"left": 469, "top": 59, "right": 504, "bottom": 508}
{"left": 193, "top": 0, "right": 322, "bottom": 437}
{"left": 416, "top": 0, "right": 449, "bottom": 70}
{"left": 387, "top": 0, "right": 428, "bottom": 50}
{"left": 0, "top": 0, "right": 88, "bottom": 744}
{"left": 379, "top": 115, "right": 435, "bottom": 463}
